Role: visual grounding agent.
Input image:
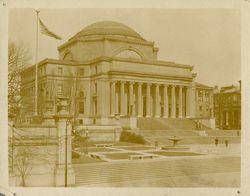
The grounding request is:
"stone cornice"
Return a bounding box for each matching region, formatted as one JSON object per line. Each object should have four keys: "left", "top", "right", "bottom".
{"left": 108, "top": 70, "right": 193, "bottom": 82}
{"left": 22, "top": 56, "right": 193, "bottom": 76}
{"left": 57, "top": 35, "right": 154, "bottom": 51}
{"left": 112, "top": 57, "right": 193, "bottom": 70}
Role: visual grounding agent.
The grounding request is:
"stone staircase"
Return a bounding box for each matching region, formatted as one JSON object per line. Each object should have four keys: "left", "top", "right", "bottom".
{"left": 137, "top": 118, "right": 198, "bottom": 130}
{"left": 73, "top": 156, "right": 240, "bottom": 186}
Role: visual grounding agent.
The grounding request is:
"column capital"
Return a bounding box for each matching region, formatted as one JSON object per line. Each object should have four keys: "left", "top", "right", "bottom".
{"left": 120, "top": 80, "right": 126, "bottom": 84}
{"left": 178, "top": 85, "right": 184, "bottom": 88}
{"left": 129, "top": 81, "right": 135, "bottom": 85}
{"left": 137, "top": 82, "right": 143, "bottom": 86}
{"left": 155, "top": 83, "right": 160, "bottom": 87}
{"left": 147, "top": 83, "right": 152, "bottom": 86}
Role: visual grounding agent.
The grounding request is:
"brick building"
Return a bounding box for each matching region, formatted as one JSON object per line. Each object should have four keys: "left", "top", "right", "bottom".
{"left": 213, "top": 81, "right": 241, "bottom": 129}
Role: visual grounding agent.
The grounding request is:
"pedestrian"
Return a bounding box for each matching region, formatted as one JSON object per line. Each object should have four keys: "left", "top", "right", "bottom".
{"left": 225, "top": 140, "right": 229, "bottom": 147}
{"left": 215, "top": 138, "right": 218, "bottom": 147}
{"left": 155, "top": 141, "right": 158, "bottom": 149}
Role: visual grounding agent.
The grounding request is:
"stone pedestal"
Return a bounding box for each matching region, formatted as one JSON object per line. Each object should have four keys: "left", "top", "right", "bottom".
{"left": 55, "top": 165, "right": 75, "bottom": 187}
{"left": 43, "top": 99, "right": 55, "bottom": 125}
{"left": 54, "top": 97, "right": 75, "bottom": 187}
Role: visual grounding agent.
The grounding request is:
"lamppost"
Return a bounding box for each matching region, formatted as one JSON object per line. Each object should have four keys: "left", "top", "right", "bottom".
{"left": 64, "top": 118, "right": 70, "bottom": 187}
{"left": 64, "top": 119, "right": 76, "bottom": 187}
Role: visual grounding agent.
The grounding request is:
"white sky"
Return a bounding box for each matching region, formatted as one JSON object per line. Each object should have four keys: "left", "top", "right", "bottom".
{"left": 9, "top": 8, "right": 241, "bottom": 87}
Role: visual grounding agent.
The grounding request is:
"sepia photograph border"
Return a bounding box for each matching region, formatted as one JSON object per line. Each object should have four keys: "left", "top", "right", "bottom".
{"left": 0, "top": 0, "right": 250, "bottom": 196}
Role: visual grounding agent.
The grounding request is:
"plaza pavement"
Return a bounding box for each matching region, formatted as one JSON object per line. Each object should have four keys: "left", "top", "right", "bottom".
{"left": 72, "top": 143, "right": 240, "bottom": 187}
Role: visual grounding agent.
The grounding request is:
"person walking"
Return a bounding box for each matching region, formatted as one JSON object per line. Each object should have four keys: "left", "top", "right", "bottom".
{"left": 215, "top": 138, "right": 219, "bottom": 147}
{"left": 225, "top": 140, "right": 229, "bottom": 147}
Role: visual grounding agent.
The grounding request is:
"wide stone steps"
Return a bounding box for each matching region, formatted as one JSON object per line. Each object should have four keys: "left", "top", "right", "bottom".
{"left": 73, "top": 156, "right": 240, "bottom": 186}
{"left": 137, "top": 118, "right": 198, "bottom": 130}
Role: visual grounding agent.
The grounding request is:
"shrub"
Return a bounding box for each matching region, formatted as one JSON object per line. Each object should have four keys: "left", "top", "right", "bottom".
{"left": 72, "top": 151, "right": 80, "bottom": 159}
{"left": 120, "top": 131, "right": 146, "bottom": 144}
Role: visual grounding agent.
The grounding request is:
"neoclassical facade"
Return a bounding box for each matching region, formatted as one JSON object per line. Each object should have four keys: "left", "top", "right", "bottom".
{"left": 20, "top": 21, "right": 214, "bottom": 127}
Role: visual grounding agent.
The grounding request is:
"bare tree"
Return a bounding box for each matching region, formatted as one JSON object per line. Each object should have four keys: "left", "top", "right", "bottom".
{"left": 15, "top": 146, "right": 34, "bottom": 186}
{"left": 8, "top": 41, "right": 31, "bottom": 118}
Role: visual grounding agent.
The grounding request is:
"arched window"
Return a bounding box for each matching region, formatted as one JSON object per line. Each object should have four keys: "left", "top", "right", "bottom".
{"left": 116, "top": 49, "right": 142, "bottom": 60}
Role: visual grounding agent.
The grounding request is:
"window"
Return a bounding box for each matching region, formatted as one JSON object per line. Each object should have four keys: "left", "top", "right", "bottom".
{"left": 79, "top": 68, "right": 84, "bottom": 76}
{"left": 198, "top": 90, "right": 203, "bottom": 101}
{"left": 79, "top": 91, "right": 84, "bottom": 98}
{"left": 58, "top": 67, "right": 63, "bottom": 75}
{"left": 233, "top": 95, "right": 237, "bottom": 102}
{"left": 116, "top": 49, "right": 142, "bottom": 60}
{"left": 199, "top": 106, "right": 202, "bottom": 111}
{"left": 43, "top": 66, "right": 46, "bottom": 75}
{"left": 79, "top": 102, "right": 84, "bottom": 114}
{"left": 78, "top": 119, "right": 83, "bottom": 125}
{"left": 205, "top": 91, "right": 210, "bottom": 101}
{"left": 57, "top": 83, "right": 63, "bottom": 95}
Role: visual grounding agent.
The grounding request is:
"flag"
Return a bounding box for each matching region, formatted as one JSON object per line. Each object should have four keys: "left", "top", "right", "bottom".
{"left": 39, "top": 18, "right": 62, "bottom": 40}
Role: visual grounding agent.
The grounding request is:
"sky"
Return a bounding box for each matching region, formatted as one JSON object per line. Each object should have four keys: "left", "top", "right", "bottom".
{"left": 8, "top": 8, "right": 241, "bottom": 87}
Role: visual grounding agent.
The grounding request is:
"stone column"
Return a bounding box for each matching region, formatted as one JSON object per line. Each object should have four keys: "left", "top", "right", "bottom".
{"left": 163, "top": 84, "right": 169, "bottom": 118}
{"left": 154, "top": 83, "right": 160, "bottom": 118}
{"left": 110, "top": 81, "right": 116, "bottom": 116}
{"left": 120, "top": 81, "right": 125, "bottom": 116}
{"left": 137, "top": 82, "right": 143, "bottom": 117}
{"left": 178, "top": 86, "right": 183, "bottom": 118}
{"left": 146, "top": 83, "right": 151, "bottom": 118}
{"left": 186, "top": 85, "right": 196, "bottom": 118}
{"left": 171, "top": 85, "right": 176, "bottom": 118}
{"left": 54, "top": 97, "right": 75, "bottom": 187}
{"left": 129, "top": 82, "right": 135, "bottom": 116}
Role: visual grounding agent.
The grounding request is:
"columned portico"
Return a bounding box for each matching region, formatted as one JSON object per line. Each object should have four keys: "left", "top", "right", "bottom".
{"left": 171, "top": 85, "right": 176, "bottom": 118}
{"left": 110, "top": 81, "right": 116, "bottom": 116}
{"left": 120, "top": 81, "right": 125, "bottom": 116}
{"left": 146, "top": 83, "right": 152, "bottom": 118}
{"left": 129, "top": 82, "right": 135, "bottom": 116}
{"left": 154, "top": 84, "right": 160, "bottom": 118}
{"left": 109, "top": 81, "right": 196, "bottom": 120}
{"left": 178, "top": 86, "right": 183, "bottom": 118}
{"left": 137, "top": 82, "right": 143, "bottom": 117}
{"left": 163, "top": 84, "right": 169, "bottom": 118}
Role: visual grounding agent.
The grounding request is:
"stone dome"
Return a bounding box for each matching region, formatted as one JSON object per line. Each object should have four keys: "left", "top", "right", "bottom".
{"left": 71, "top": 21, "right": 144, "bottom": 40}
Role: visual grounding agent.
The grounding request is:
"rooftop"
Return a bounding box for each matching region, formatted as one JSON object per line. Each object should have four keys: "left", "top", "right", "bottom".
{"left": 69, "top": 21, "right": 145, "bottom": 41}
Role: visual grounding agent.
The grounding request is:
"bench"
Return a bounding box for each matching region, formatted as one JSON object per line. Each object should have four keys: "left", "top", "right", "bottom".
{"left": 129, "top": 154, "right": 156, "bottom": 160}
{"left": 95, "top": 143, "right": 113, "bottom": 147}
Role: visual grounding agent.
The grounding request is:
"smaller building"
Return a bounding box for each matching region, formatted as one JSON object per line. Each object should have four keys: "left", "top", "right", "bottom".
{"left": 213, "top": 81, "right": 241, "bottom": 130}
{"left": 195, "top": 82, "right": 214, "bottom": 119}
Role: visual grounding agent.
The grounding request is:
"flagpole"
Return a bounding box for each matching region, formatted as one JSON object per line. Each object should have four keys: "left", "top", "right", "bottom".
{"left": 34, "top": 10, "right": 40, "bottom": 116}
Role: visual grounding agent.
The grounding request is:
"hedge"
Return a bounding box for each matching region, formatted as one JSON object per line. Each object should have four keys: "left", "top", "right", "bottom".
{"left": 120, "top": 130, "right": 146, "bottom": 144}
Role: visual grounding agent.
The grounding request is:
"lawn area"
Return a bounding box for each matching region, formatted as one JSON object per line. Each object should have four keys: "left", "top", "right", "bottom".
{"left": 149, "top": 151, "right": 204, "bottom": 156}
{"left": 86, "top": 147, "right": 120, "bottom": 153}
{"left": 103, "top": 152, "right": 142, "bottom": 160}
{"left": 72, "top": 154, "right": 106, "bottom": 164}
{"left": 114, "top": 146, "right": 155, "bottom": 151}
{"left": 85, "top": 141, "right": 143, "bottom": 147}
